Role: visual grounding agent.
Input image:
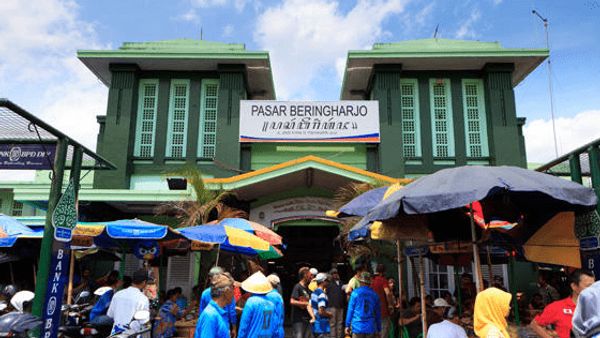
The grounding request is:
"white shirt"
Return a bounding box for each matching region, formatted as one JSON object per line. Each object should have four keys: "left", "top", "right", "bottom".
{"left": 427, "top": 320, "right": 467, "bottom": 338}
{"left": 107, "top": 286, "right": 149, "bottom": 330}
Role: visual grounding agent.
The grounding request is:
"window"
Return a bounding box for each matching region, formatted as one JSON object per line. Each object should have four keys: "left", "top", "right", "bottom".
{"left": 462, "top": 79, "right": 489, "bottom": 157}
{"left": 427, "top": 259, "right": 450, "bottom": 299}
{"left": 134, "top": 79, "right": 159, "bottom": 157}
{"left": 167, "top": 79, "right": 190, "bottom": 158}
{"left": 198, "top": 79, "right": 219, "bottom": 159}
{"left": 429, "top": 79, "right": 455, "bottom": 157}
{"left": 12, "top": 201, "right": 23, "bottom": 216}
{"left": 400, "top": 79, "right": 421, "bottom": 157}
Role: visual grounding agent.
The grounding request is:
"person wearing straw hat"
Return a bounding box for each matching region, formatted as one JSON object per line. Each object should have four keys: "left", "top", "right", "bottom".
{"left": 345, "top": 272, "right": 381, "bottom": 338}
{"left": 199, "top": 266, "right": 238, "bottom": 338}
{"left": 238, "top": 271, "right": 276, "bottom": 338}
{"left": 266, "top": 274, "right": 285, "bottom": 338}
{"left": 194, "top": 273, "right": 235, "bottom": 338}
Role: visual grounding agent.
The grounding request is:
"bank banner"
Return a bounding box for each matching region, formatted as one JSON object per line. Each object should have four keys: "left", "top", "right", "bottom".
{"left": 239, "top": 100, "right": 380, "bottom": 143}
{"left": 0, "top": 143, "right": 56, "bottom": 169}
{"left": 42, "top": 241, "right": 70, "bottom": 338}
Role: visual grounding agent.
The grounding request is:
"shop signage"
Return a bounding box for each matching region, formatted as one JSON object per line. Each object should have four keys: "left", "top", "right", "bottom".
{"left": 42, "top": 241, "right": 70, "bottom": 338}
{"left": 404, "top": 246, "right": 429, "bottom": 257}
{"left": 249, "top": 197, "right": 335, "bottom": 226}
{"left": 239, "top": 101, "right": 380, "bottom": 143}
{"left": 580, "top": 236, "right": 600, "bottom": 251}
{"left": 52, "top": 180, "right": 78, "bottom": 242}
{"left": 0, "top": 144, "right": 56, "bottom": 169}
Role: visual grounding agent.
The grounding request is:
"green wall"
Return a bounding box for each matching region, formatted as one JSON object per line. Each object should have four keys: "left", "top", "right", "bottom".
{"left": 369, "top": 63, "right": 526, "bottom": 178}
{"left": 94, "top": 65, "right": 249, "bottom": 189}
{"left": 250, "top": 143, "right": 367, "bottom": 170}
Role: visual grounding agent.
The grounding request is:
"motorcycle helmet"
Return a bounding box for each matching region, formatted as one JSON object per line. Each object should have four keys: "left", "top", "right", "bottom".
{"left": 10, "top": 291, "right": 34, "bottom": 313}
{"left": 1, "top": 285, "right": 17, "bottom": 300}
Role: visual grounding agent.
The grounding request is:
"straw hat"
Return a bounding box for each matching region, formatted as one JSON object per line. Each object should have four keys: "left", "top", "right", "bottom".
{"left": 241, "top": 271, "right": 273, "bottom": 294}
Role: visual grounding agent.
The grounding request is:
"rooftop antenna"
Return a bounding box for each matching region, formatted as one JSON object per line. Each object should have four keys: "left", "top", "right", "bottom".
{"left": 433, "top": 24, "right": 440, "bottom": 38}
{"left": 532, "top": 9, "right": 559, "bottom": 158}
{"left": 200, "top": 27, "right": 203, "bottom": 40}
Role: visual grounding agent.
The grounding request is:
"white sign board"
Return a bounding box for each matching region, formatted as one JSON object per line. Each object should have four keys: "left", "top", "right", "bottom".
{"left": 249, "top": 197, "right": 335, "bottom": 227}
{"left": 239, "top": 100, "right": 380, "bottom": 143}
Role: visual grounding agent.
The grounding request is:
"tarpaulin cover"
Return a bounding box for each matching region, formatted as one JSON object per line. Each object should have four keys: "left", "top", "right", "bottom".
{"left": 0, "top": 214, "right": 40, "bottom": 247}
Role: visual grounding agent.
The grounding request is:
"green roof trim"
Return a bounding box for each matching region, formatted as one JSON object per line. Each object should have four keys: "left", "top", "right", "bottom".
{"left": 348, "top": 38, "right": 549, "bottom": 58}
{"left": 78, "top": 39, "right": 270, "bottom": 59}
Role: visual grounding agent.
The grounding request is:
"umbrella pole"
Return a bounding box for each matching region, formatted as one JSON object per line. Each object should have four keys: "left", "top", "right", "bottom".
{"left": 9, "top": 262, "right": 15, "bottom": 285}
{"left": 509, "top": 254, "right": 520, "bottom": 326}
{"left": 33, "top": 260, "right": 37, "bottom": 287}
{"left": 67, "top": 252, "right": 75, "bottom": 305}
{"left": 470, "top": 203, "right": 484, "bottom": 293}
{"left": 215, "top": 244, "right": 221, "bottom": 267}
{"left": 418, "top": 251, "right": 427, "bottom": 337}
{"left": 396, "top": 240, "right": 404, "bottom": 335}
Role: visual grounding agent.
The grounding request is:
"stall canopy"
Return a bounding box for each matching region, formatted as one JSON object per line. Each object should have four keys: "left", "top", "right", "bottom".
{"left": 0, "top": 214, "right": 40, "bottom": 247}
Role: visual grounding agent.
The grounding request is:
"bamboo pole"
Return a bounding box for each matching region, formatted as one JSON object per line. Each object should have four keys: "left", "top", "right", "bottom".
{"left": 66, "top": 252, "right": 76, "bottom": 305}
{"left": 470, "top": 203, "right": 484, "bottom": 292}
{"left": 215, "top": 244, "right": 221, "bottom": 266}
{"left": 32, "top": 261, "right": 37, "bottom": 287}
{"left": 9, "top": 263, "right": 15, "bottom": 285}
{"left": 418, "top": 251, "right": 427, "bottom": 337}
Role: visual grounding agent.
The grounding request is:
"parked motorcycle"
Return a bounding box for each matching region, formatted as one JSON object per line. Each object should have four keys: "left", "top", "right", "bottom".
{"left": 58, "top": 291, "right": 93, "bottom": 338}
{"left": 0, "top": 291, "right": 42, "bottom": 337}
{"left": 108, "top": 310, "right": 151, "bottom": 338}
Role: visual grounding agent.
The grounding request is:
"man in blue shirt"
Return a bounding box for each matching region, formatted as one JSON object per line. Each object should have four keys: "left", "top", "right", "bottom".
{"left": 89, "top": 273, "right": 120, "bottom": 326}
{"left": 199, "top": 267, "right": 238, "bottom": 338}
{"left": 345, "top": 272, "right": 381, "bottom": 338}
{"left": 266, "top": 274, "right": 285, "bottom": 338}
{"left": 237, "top": 271, "right": 276, "bottom": 338}
{"left": 195, "top": 274, "right": 234, "bottom": 338}
{"left": 311, "top": 273, "right": 333, "bottom": 338}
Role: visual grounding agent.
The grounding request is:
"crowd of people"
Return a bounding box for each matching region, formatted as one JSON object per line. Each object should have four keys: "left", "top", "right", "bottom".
{"left": 59, "top": 264, "right": 600, "bottom": 338}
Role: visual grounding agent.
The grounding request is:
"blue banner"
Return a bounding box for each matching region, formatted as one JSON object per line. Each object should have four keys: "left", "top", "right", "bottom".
{"left": 41, "top": 241, "right": 70, "bottom": 338}
{"left": 0, "top": 144, "right": 56, "bottom": 170}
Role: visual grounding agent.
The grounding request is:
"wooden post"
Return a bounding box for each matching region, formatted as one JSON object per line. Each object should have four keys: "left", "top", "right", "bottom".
{"left": 9, "top": 262, "right": 15, "bottom": 285}
{"left": 470, "top": 203, "right": 484, "bottom": 292}
{"left": 418, "top": 251, "right": 427, "bottom": 337}
{"left": 33, "top": 261, "right": 37, "bottom": 287}
{"left": 66, "top": 252, "right": 76, "bottom": 305}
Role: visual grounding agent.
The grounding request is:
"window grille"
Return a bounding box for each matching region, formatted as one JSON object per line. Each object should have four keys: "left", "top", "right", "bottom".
{"left": 430, "top": 79, "right": 455, "bottom": 157}
{"left": 462, "top": 79, "right": 489, "bottom": 157}
{"left": 134, "top": 79, "right": 159, "bottom": 157}
{"left": 167, "top": 80, "right": 190, "bottom": 158}
{"left": 198, "top": 79, "right": 219, "bottom": 159}
{"left": 400, "top": 79, "right": 421, "bottom": 157}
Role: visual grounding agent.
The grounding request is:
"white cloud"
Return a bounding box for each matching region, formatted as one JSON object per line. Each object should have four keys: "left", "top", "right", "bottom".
{"left": 222, "top": 24, "right": 234, "bottom": 37}
{"left": 190, "top": 0, "right": 249, "bottom": 11}
{"left": 492, "top": 0, "right": 503, "bottom": 5}
{"left": 0, "top": 0, "right": 109, "bottom": 150}
{"left": 174, "top": 9, "right": 201, "bottom": 24}
{"left": 455, "top": 8, "right": 481, "bottom": 39}
{"left": 524, "top": 110, "right": 600, "bottom": 163}
{"left": 254, "top": 0, "right": 408, "bottom": 99}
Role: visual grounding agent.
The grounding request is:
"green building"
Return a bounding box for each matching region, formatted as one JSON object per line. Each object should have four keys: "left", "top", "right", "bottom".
{"left": 1, "top": 38, "right": 547, "bottom": 299}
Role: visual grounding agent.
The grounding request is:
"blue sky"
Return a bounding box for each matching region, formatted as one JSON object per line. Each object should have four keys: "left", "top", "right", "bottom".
{"left": 1, "top": 0, "right": 599, "bottom": 164}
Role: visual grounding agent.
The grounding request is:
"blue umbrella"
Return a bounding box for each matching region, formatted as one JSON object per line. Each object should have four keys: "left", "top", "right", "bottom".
{"left": 0, "top": 214, "right": 40, "bottom": 247}
{"left": 75, "top": 219, "right": 182, "bottom": 249}
{"left": 365, "top": 165, "right": 596, "bottom": 222}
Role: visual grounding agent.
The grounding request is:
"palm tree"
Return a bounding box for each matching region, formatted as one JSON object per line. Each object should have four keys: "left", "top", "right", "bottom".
{"left": 155, "top": 166, "right": 247, "bottom": 227}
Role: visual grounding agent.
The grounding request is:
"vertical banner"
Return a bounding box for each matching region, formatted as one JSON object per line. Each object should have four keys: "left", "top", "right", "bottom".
{"left": 42, "top": 179, "right": 77, "bottom": 338}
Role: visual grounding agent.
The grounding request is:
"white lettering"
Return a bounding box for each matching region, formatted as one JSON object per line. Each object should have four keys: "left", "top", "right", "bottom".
{"left": 57, "top": 249, "right": 63, "bottom": 260}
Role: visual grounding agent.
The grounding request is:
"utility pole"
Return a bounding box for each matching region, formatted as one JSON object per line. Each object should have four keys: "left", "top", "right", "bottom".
{"left": 532, "top": 9, "right": 559, "bottom": 158}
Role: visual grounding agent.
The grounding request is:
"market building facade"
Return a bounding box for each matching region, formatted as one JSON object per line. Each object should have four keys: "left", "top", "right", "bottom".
{"left": 1, "top": 38, "right": 548, "bottom": 299}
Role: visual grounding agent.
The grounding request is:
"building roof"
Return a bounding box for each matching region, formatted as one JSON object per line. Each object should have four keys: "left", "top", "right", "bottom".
{"left": 341, "top": 38, "right": 549, "bottom": 99}
{"left": 78, "top": 39, "right": 276, "bottom": 99}
{"left": 205, "top": 155, "right": 411, "bottom": 200}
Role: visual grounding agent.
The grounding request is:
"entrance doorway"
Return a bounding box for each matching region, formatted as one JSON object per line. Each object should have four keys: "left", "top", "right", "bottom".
{"left": 269, "top": 222, "right": 350, "bottom": 322}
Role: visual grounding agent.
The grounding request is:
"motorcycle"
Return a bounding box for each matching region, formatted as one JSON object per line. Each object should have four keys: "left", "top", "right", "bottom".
{"left": 58, "top": 291, "right": 94, "bottom": 338}
{"left": 0, "top": 291, "right": 42, "bottom": 337}
{"left": 108, "top": 310, "right": 151, "bottom": 338}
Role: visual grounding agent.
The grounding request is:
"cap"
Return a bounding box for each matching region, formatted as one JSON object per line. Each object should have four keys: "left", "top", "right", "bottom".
{"left": 133, "top": 269, "right": 148, "bottom": 284}
{"left": 241, "top": 271, "right": 273, "bottom": 294}
{"left": 315, "top": 273, "right": 328, "bottom": 283}
{"left": 357, "top": 271, "right": 372, "bottom": 284}
{"left": 267, "top": 274, "right": 280, "bottom": 286}
{"left": 309, "top": 268, "right": 318, "bottom": 276}
{"left": 433, "top": 298, "right": 451, "bottom": 308}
